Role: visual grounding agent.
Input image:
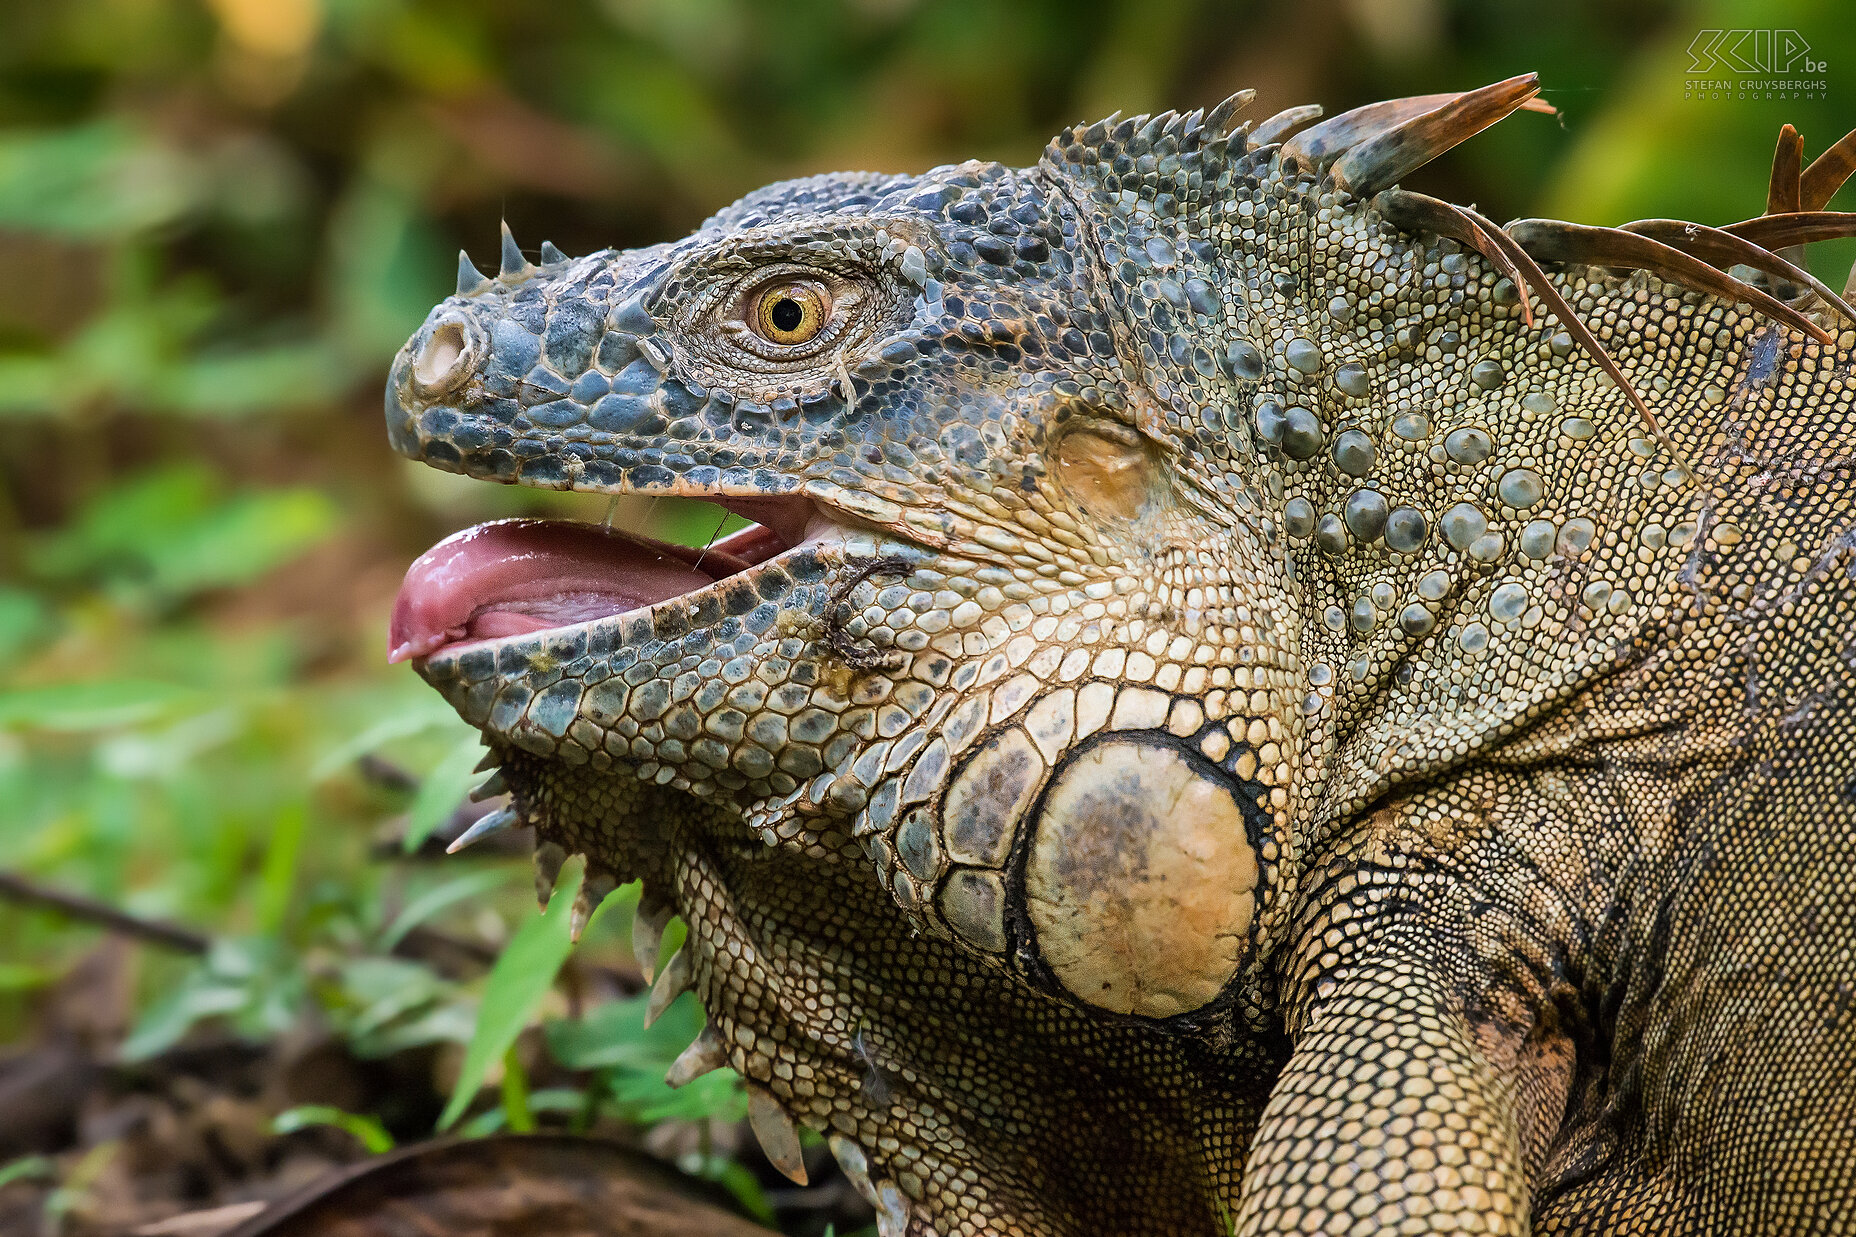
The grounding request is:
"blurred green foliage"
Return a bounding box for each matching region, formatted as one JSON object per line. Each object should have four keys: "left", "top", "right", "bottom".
{"left": 2, "top": 0, "right": 1854, "bottom": 1223}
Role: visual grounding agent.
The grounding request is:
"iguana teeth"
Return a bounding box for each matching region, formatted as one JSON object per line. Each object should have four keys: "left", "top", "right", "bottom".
{"left": 875, "top": 1178, "right": 911, "bottom": 1237}
{"left": 664, "top": 1022, "right": 727, "bottom": 1088}
{"left": 538, "top": 240, "right": 569, "bottom": 266}
{"left": 642, "top": 942, "right": 691, "bottom": 1028}
{"left": 454, "top": 250, "right": 490, "bottom": 296}
{"left": 467, "top": 769, "right": 507, "bottom": 801}
{"left": 498, "top": 220, "right": 531, "bottom": 279}
{"left": 631, "top": 890, "right": 674, "bottom": 984}
{"left": 532, "top": 841, "right": 567, "bottom": 909}
{"left": 828, "top": 1134, "right": 880, "bottom": 1207}
{"left": 445, "top": 806, "right": 518, "bottom": 854}
{"left": 570, "top": 870, "right": 618, "bottom": 942}
{"left": 746, "top": 1084, "right": 808, "bottom": 1185}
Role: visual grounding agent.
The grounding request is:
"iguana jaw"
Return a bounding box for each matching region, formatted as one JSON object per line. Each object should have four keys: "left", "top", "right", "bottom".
{"left": 386, "top": 494, "right": 827, "bottom": 664}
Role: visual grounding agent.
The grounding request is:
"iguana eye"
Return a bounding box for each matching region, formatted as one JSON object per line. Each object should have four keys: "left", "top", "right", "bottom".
{"left": 751, "top": 280, "right": 830, "bottom": 345}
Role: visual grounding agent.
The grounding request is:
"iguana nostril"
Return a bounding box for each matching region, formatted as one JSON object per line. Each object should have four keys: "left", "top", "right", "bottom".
{"left": 411, "top": 315, "right": 480, "bottom": 396}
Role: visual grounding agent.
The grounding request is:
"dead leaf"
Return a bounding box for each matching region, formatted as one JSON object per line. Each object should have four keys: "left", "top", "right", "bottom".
{"left": 222, "top": 1134, "right": 776, "bottom": 1236}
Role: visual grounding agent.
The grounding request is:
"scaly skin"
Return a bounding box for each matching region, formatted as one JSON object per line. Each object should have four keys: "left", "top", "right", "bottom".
{"left": 385, "top": 78, "right": 1856, "bottom": 1234}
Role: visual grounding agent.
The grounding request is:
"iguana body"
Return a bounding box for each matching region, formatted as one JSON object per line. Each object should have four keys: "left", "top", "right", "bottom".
{"left": 383, "top": 74, "right": 1856, "bottom": 1233}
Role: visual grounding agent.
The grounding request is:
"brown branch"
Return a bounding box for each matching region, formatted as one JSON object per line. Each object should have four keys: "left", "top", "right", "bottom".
{"left": 0, "top": 869, "right": 210, "bottom": 954}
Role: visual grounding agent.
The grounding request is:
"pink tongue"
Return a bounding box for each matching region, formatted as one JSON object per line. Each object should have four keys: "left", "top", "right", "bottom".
{"left": 389, "top": 519, "right": 715, "bottom": 663}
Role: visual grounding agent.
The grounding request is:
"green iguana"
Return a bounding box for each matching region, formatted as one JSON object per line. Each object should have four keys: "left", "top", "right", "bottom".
{"left": 382, "top": 74, "right": 1856, "bottom": 1234}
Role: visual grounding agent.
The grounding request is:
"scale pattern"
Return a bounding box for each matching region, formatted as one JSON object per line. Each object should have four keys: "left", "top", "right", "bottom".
{"left": 384, "top": 76, "right": 1856, "bottom": 1234}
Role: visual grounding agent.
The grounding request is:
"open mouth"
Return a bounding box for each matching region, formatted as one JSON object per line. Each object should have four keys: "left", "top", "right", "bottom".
{"left": 388, "top": 495, "right": 823, "bottom": 664}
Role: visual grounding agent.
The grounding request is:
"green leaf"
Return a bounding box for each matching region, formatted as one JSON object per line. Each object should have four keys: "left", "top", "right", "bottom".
{"left": 27, "top": 463, "right": 218, "bottom": 578}
{"left": 349, "top": 1000, "right": 477, "bottom": 1060}
{"left": 144, "top": 488, "right": 340, "bottom": 595}
{"left": 0, "top": 1155, "right": 56, "bottom": 1191}
{"left": 500, "top": 1044, "right": 535, "bottom": 1133}
{"left": 273, "top": 1105, "right": 396, "bottom": 1155}
{"left": 457, "top": 1105, "right": 509, "bottom": 1138}
{"left": 377, "top": 867, "right": 515, "bottom": 953}
{"left": 152, "top": 344, "right": 346, "bottom": 418}
{"left": 404, "top": 732, "right": 489, "bottom": 853}
{"left": 309, "top": 697, "right": 461, "bottom": 782}
{"left": 0, "top": 588, "right": 51, "bottom": 664}
{"left": 547, "top": 985, "right": 745, "bottom": 1127}
{"left": 26, "top": 464, "right": 340, "bottom": 605}
{"left": 323, "top": 176, "right": 452, "bottom": 362}
{"left": 339, "top": 957, "right": 446, "bottom": 1040}
{"left": 254, "top": 800, "right": 307, "bottom": 937}
{"left": 436, "top": 862, "right": 582, "bottom": 1131}
{"left": 605, "top": 1046, "right": 745, "bottom": 1126}
{"left": 0, "top": 122, "right": 197, "bottom": 237}
{"left": 120, "top": 970, "right": 249, "bottom": 1061}
{"left": 0, "top": 679, "right": 195, "bottom": 731}
{"left": 0, "top": 962, "right": 58, "bottom": 992}
{"left": 547, "top": 987, "right": 699, "bottom": 1072}
{"left": 120, "top": 937, "right": 303, "bottom": 1061}
{"left": 688, "top": 1154, "right": 776, "bottom": 1226}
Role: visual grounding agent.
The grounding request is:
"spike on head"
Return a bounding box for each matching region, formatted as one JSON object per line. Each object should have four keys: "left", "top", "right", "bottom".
{"left": 456, "top": 250, "right": 490, "bottom": 297}
{"left": 539, "top": 240, "right": 569, "bottom": 266}
{"left": 499, "top": 220, "right": 531, "bottom": 279}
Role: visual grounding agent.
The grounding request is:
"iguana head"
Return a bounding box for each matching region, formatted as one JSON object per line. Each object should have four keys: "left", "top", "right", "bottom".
{"left": 387, "top": 94, "right": 1292, "bottom": 1233}
{"left": 385, "top": 73, "right": 1846, "bottom": 1234}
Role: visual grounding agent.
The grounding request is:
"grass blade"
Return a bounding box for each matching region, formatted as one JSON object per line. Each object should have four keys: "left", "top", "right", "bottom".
{"left": 436, "top": 860, "right": 582, "bottom": 1132}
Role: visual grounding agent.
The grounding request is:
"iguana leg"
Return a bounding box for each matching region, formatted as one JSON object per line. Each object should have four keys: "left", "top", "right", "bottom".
{"left": 1234, "top": 946, "right": 1533, "bottom": 1234}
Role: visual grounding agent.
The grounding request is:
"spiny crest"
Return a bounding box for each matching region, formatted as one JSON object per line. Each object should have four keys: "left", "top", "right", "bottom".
{"left": 1047, "top": 74, "right": 1856, "bottom": 450}
{"left": 1247, "top": 74, "right": 1856, "bottom": 445}
{"left": 1280, "top": 74, "right": 1556, "bottom": 196}
{"left": 1788, "top": 123, "right": 1856, "bottom": 212}
{"left": 1040, "top": 89, "right": 1259, "bottom": 199}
